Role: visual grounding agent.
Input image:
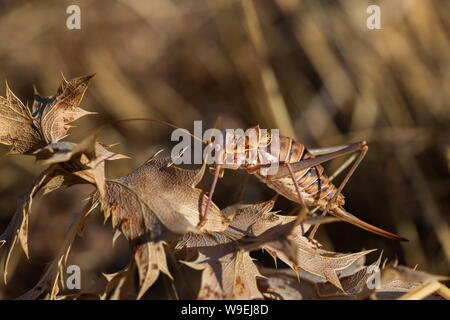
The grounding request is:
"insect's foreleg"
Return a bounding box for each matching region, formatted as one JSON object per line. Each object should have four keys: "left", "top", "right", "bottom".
{"left": 198, "top": 164, "right": 222, "bottom": 228}
{"left": 197, "top": 116, "right": 224, "bottom": 228}
{"left": 308, "top": 143, "right": 368, "bottom": 240}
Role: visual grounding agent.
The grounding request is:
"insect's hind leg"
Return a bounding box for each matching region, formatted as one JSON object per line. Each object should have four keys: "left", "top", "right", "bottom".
{"left": 248, "top": 141, "right": 368, "bottom": 243}
{"left": 309, "top": 150, "right": 358, "bottom": 184}
{"left": 306, "top": 145, "right": 358, "bottom": 213}
{"left": 308, "top": 142, "right": 368, "bottom": 241}
{"left": 258, "top": 141, "right": 368, "bottom": 179}
{"left": 308, "top": 153, "right": 358, "bottom": 215}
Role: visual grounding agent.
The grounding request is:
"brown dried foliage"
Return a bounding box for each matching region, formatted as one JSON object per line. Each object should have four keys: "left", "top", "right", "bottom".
{"left": 0, "top": 75, "right": 448, "bottom": 300}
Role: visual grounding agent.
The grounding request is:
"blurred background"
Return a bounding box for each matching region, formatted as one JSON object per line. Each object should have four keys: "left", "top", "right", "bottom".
{"left": 0, "top": 0, "right": 449, "bottom": 299}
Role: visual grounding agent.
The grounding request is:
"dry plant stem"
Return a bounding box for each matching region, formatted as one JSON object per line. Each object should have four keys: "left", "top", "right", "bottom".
{"left": 437, "top": 284, "right": 450, "bottom": 300}
{"left": 397, "top": 281, "right": 449, "bottom": 300}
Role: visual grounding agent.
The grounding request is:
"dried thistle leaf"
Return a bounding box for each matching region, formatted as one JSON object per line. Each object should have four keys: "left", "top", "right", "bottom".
{"left": 134, "top": 241, "right": 172, "bottom": 299}
{"left": 175, "top": 200, "right": 297, "bottom": 300}
{"left": 183, "top": 250, "right": 263, "bottom": 300}
{"left": 228, "top": 200, "right": 376, "bottom": 291}
{"left": 0, "top": 135, "right": 122, "bottom": 283}
{"left": 34, "top": 136, "right": 128, "bottom": 198}
{"left": 0, "top": 75, "right": 95, "bottom": 155}
{"left": 37, "top": 74, "right": 96, "bottom": 143}
{"left": 257, "top": 268, "right": 316, "bottom": 300}
{"left": 179, "top": 199, "right": 373, "bottom": 295}
{"left": 258, "top": 261, "right": 377, "bottom": 300}
{"left": 96, "top": 155, "right": 234, "bottom": 297}
{"left": 375, "top": 263, "right": 450, "bottom": 299}
{"left": 102, "top": 265, "right": 137, "bottom": 300}
{"left": 0, "top": 82, "right": 43, "bottom": 154}
{"left": 99, "top": 156, "right": 230, "bottom": 238}
{"left": 264, "top": 232, "right": 376, "bottom": 292}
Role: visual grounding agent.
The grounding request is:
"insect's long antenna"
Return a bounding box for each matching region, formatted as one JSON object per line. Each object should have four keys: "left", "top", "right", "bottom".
{"left": 91, "top": 117, "right": 208, "bottom": 145}
{"left": 330, "top": 207, "right": 408, "bottom": 241}
{"left": 93, "top": 116, "right": 227, "bottom": 230}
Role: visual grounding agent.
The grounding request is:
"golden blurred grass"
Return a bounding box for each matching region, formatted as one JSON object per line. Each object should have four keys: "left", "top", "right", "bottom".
{"left": 0, "top": 0, "right": 449, "bottom": 298}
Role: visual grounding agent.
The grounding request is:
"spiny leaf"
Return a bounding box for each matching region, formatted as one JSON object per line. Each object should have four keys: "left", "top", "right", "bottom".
{"left": 36, "top": 74, "right": 96, "bottom": 144}
{"left": 375, "top": 262, "right": 450, "bottom": 300}
{"left": 312, "top": 254, "right": 381, "bottom": 299}
{"left": 0, "top": 82, "right": 43, "bottom": 154}
{"left": 96, "top": 155, "right": 232, "bottom": 297}
{"left": 101, "top": 265, "right": 136, "bottom": 300}
{"left": 134, "top": 241, "right": 172, "bottom": 299}
{"left": 99, "top": 156, "right": 230, "bottom": 239}
{"left": 34, "top": 135, "right": 128, "bottom": 198}
{"left": 178, "top": 199, "right": 373, "bottom": 294}
{"left": 258, "top": 254, "right": 379, "bottom": 300}
{"left": 175, "top": 200, "right": 300, "bottom": 300}
{"left": 264, "top": 231, "right": 376, "bottom": 292}
{"left": 228, "top": 200, "right": 377, "bottom": 291}
{"left": 0, "top": 134, "right": 125, "bottom": 283}
{"left": 0, "top": 75, "right": 95, "bottom": 155}
{"left": 183, "top": 250, "right": 263, "bottom": 300}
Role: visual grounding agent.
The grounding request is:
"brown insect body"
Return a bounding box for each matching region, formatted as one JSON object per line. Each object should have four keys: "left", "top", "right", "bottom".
{"left": 253, "top": 136, "right": 345, "bottom": 210}
{"left": 208, "top": 125, "right": 407, "bottom": 242}
{"left": 218, "top": 126, "right": 342, "bottom": 210}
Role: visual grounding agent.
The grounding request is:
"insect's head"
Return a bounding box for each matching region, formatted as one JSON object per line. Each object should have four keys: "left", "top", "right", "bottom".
{"left": 213, "top": 125, "right": 272, "bottom": 167}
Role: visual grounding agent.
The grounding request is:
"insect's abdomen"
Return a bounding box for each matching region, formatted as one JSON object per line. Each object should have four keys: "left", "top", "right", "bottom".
{"left": 255, "top": 136, "right": 345, "bottom": 209}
